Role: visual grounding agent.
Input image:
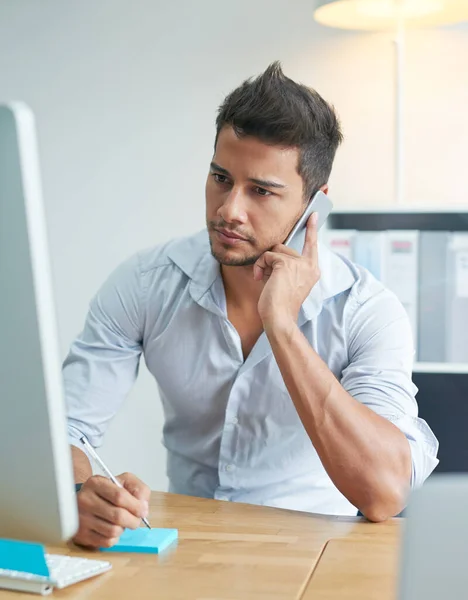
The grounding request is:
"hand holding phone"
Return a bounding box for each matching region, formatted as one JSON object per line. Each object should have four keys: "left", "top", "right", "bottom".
{"left": 254, "top": 190, "right": 332, "bottom": 330}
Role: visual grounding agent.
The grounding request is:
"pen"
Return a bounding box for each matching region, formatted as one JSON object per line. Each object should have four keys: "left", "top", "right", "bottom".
{"left": 79, "top": 435, "right": 151, "bottom": 530}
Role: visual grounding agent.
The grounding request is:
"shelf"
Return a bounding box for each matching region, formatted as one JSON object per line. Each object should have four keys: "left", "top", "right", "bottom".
{"left": 323, "top": 210, "right": 468, "bottom": 374}
{"left": 328, "top": 211, "right": 468, "bottom": 231}
{"left": 412, "top": 362, "right": 468, "bottom": 374}
{"left": 331, "top": 206, "right": 468, "bottom": 214}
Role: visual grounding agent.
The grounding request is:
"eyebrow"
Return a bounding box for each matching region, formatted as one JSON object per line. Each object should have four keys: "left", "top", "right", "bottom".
{"left": 210, "top": 162, "right": 287, "bottom": 190}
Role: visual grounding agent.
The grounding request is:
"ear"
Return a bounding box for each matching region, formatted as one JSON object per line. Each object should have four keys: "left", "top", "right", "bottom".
{"left": 320, "top": 184, "right": 329, "bottom": 195}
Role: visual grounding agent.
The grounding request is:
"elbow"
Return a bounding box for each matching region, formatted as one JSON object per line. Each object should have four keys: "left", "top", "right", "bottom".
{"left": 360, "top": 442, "right": 412, "bottom": 522}
{"left": 360, "top": 498, "right": 402, "bottom": 522}
{"left": 361, "top": 505, "right": 393, "bottom": 523}
{"left": 359, "top": 479, "right": 409, "bottom": 523}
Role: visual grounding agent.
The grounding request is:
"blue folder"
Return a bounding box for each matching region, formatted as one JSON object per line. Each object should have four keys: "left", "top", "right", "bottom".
{"left": 0, "top": 539, "right": 50, "bottom": 578}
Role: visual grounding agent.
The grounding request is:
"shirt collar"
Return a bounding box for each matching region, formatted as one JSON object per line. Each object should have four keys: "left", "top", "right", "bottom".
{"left": 166, "top": 230, "right": 219, "bottom": 302}
{"left": 166, "top": 229, "right": 356, "bottom": 316}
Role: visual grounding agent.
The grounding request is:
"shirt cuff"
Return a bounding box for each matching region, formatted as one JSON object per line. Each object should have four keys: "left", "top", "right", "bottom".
{"left": 385, "top": 413, "right": 439, "bottom": 488}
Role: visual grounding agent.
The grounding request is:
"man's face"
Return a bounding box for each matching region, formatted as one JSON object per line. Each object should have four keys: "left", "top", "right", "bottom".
{"left": 206, "top": 126, "right": 306, "bottom": 267}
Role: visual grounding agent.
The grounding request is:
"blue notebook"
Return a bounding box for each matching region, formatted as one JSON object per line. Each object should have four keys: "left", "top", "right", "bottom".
{"left": 101, "top": 528, "right": 178, "bottom": 554}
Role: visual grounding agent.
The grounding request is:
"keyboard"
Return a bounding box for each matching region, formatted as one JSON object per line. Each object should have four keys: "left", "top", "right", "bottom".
{"left": 46, "top": 554, "right": 112, "bottom": 588}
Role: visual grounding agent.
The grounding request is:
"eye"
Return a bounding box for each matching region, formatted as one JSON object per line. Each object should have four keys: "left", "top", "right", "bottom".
{"left": 254, "top": 187, "right": 272, "bottom": 197}
{"left": 212, "top": 173, "right": 230, "bottom": 185}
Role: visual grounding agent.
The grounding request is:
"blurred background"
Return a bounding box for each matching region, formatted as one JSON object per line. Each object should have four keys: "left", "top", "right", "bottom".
{"left": 1, "top": 0, "right": 467, "bottom": 490}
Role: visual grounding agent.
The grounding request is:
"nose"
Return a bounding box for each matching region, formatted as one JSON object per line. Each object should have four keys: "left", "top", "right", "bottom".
{"left": 217, "top": 188, "right": 248, "bottom": 225}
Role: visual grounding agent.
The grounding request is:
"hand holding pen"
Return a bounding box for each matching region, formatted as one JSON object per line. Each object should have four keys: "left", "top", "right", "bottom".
{"left": 71, "top": 436, "right": 152, "bottom": 549}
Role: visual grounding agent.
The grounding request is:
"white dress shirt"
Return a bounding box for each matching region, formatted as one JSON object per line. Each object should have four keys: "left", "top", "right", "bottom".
{"left": 65, "top": 230, "right": 439, "bottom": 516}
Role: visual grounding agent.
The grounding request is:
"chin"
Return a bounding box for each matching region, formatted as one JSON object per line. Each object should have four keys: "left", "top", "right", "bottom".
{"left": 210, "top": 241, "right": 259, "bottom": 267}
{"left": 219, "top": 255, "right": 259, "bottom": 267}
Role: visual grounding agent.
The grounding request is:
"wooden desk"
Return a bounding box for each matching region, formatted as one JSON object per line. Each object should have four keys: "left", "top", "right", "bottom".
{"left": 301, "top": 539, "right": 399, "bottom": 600}
{"left": 1, "top": 492, "right": 401, "bottom": 600}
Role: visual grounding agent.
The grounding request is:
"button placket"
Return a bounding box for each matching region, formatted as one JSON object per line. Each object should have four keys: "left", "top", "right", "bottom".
{"left": 218, "top": 372, "right": 247, "bottom": 490}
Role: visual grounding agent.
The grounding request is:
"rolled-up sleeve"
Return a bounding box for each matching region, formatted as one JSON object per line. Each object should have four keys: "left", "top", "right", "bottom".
{"left": 340, "top": 281, "right": 439, "bottom": 489}
{"left": 63, "top": 253, "right": 144, "bottom": 450}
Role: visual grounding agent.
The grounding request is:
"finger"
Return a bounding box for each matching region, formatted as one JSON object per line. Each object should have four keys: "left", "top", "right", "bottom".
{"left": 271, "top": 244, "right": 300, "bottom": 258}
{"left": 78, "top": 489, "right": 142, "bottom": 529}
{"left": 253, "top": 264, "right": 264, "bottom": 281}
{"left": 253, "top": 253, "right": 268, "bottom": 281}
{"left": 73, "top": 528, "right": 119, "bottom": 550}
{"left": 118, "top": 472, "right": 151, "bottom": 505}
{"left": 95, "top": 535, "right": 121, "bottom": 550}
{"left": 91, "top": 519, "right": 124, "bottom": 540}
{"left": 253, "top": 251, "right": 287, "bottom": 281}
{"left": 88, "top": 476, "right": 147, "bottom": 520}
{"left": 256, "top": 267, "right": 273, "bottom": 281}
{"left": 80, "top": 513, "right": 124, "bottom": 540}
{"left": 84, "top": 517, "right": 124, "bottom": 540}
{"left": 302, "top": 213, "right": 318, "bottom": 261}
{"left": 93, "top": 532, "right": 119, "bottom": 548}
{"left": 255, "top": 251, "right": 283, "bottom": 269}
{"left": 253, "top": 252, "right": 277, "bottom": 281}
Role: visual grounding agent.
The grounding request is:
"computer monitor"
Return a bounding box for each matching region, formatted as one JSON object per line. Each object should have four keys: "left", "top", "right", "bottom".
{"left": 0, "top": 103, "right": 78, "bottom": 544}
{"left": 398, "top": 474, "right": 468, "bottom": 599}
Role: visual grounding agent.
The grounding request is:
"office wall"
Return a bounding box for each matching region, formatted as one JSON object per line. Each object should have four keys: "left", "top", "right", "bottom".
{"left": 1, "top": 0, "right": 467, "bottom": 490}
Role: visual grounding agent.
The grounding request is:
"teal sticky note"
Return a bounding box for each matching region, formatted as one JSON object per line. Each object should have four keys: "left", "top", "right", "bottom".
{"left": 100, "top": 528, "right": 178, "bottom": 554}
{"left": 0, "top": 539, "right": 50, "bottom": 578}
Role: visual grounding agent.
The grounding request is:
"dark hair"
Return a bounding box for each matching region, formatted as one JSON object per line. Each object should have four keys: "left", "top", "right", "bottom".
{"left": 215, "top": 61, "right": 343, "bottom": 200}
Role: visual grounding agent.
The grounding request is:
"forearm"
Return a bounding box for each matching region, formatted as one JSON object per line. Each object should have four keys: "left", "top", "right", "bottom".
{"left": 266, "top": 320, "right": 412, "bottom": 521}
{"left": 71, "top": 445, "right": 93, "bottom": 484}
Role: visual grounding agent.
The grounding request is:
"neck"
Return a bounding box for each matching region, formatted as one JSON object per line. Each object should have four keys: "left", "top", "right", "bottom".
{"left": 221, "top": 264, "right": 263, "bottom": 309}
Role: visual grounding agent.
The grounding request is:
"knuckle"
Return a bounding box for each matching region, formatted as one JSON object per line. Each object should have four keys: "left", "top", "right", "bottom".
{"left": 109, "top": 525, "right": 123, "bottom": 539}
{"left": 77, "top": 493, "right": 91, "bottom": 511}
{"left": 77, "top": 516, "right": 93, "bottom": 535}
{"left": 83, "top": 479, "right": 95, "bottom": 492}
{"left": 106, "top": 507, "right": 119, "bottom": 525}
{"left": 88, "top": 475, "right": 104, "bottom": 489}
{"left": 113, "top": 508, "right": 127, "bottom": 527}
{"left": 77, "top": 494, "right": 98, "bottom": 516}
{"left": 113, "top": 488, "right": 126, "bottom": 505}
{"left": 134, "top": 483, "right": 150, "bottom": 500}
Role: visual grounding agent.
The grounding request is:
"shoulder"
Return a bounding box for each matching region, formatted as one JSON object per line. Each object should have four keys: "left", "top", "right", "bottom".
{"left": 318, "top": 246, "right": 411, "bottom": 360}
{"left": 319, "top": 243, "right": 405, "bottom": 316}
{"left": 136, "top": 229, "right": 210, "bottom": 280}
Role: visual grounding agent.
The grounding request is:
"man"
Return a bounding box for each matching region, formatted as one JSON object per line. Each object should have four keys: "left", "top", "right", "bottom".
{"left": 66, "top": 62, "right": 438, "bottom": 549}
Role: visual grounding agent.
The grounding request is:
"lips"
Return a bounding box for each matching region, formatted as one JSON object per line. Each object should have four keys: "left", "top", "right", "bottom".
{"left": 215, "top": 228, "right": 247, "bottom": 241}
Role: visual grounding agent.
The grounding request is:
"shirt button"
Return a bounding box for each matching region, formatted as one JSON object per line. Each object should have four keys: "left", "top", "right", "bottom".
{"left": 225, "top": 464, "right": 235, "bottom": 472}
{"left": 217, "top": 495, "right": 229, "bottom": 501}
{"left": 230, "top": 416, "right": 238, "bottom": 425}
